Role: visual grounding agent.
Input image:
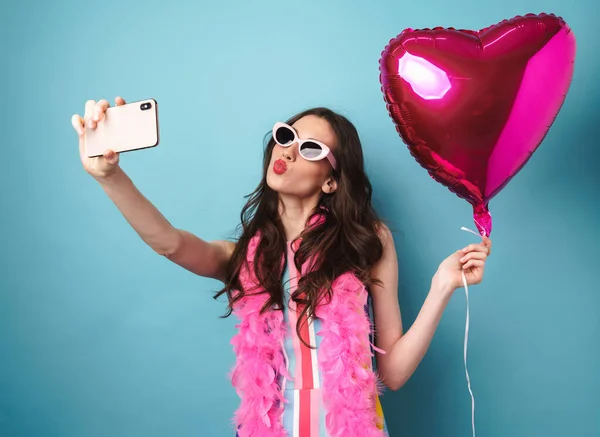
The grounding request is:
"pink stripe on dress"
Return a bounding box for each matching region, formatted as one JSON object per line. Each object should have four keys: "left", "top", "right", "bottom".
{"left": 299, "top": 390, "right": 311, "bottom": 436}
{"left": 288, "top": 242, "right": 317, "bottom": 436}
{"left": 310, "top": 388, "right": 320, "bottom": 436}
{"left": 287, "top": 243, "right": 304, "bottom": 390}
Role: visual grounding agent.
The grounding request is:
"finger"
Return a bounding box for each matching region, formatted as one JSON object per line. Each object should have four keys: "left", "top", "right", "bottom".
{"left": 84, "top": 100, "right": 97, "bottom": 129}
{"left": 115, "top": 96, "right": 126, "bottom": 106}
{"left": 103, "top": 149, "right": 119, "bottom": 165}
{"left": 463, "top": 259, "right": 485, "bottom": 270}
{"left": 482, "top": 236, "right": 492, "bottom": 255}
{"left": 93, "top": 99, "right": 110, "bottom": 122}
{"left": 460, "top": 251, "right": 487, "bottom": 263}
{"left": 71, "top": 114, "right": 85, "bottom": 136}
{"left": 462, "top": 243, "right": 488, "bottom": 254}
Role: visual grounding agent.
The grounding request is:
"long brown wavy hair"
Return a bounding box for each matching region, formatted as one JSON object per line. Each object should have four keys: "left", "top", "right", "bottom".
{"left": 213, "top": 107, "right": 385, "bottom": 348}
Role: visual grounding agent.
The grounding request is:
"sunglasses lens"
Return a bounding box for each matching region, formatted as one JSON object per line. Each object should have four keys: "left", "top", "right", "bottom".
{"left": 275, "top": 126, "right": 295, "bottom": 145}
{"left": 299, "top": 141, "right": 324, "bottom": 159}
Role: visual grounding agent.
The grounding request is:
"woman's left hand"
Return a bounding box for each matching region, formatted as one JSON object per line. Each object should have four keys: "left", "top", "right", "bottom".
{"left": 433, "top": 236, "right": 492, "bottom": 295}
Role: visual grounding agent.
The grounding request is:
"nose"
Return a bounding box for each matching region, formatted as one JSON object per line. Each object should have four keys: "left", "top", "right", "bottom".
{"left": 281, "top": 145, "right": 297, "bottom": 162}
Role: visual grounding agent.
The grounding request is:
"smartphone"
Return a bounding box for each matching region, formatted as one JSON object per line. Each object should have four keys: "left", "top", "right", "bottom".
{"left": 85, "top": 98, "right": 159, "bottom": 158}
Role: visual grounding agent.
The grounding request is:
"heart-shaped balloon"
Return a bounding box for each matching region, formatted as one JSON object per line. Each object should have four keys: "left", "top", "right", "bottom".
{"left": 379, "top": 13, "right": 576, "bottom": 235}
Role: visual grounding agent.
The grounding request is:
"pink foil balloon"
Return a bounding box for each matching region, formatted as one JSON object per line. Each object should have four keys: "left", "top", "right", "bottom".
{"left": 379, "top": 13, "right": 576, "bottom": 236}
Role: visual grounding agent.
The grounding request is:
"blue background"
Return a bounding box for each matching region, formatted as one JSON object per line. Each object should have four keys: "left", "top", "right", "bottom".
{"left": 1, "top": 0, "right": 598, "bottom": 436}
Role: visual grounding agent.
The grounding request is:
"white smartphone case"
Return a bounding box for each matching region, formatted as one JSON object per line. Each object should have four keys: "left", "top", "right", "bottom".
{"left": 85, "top": 98, "right": 159, "bottom": 158}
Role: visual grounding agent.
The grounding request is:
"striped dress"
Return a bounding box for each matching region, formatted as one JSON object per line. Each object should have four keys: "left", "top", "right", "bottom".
{"left": 236, "top": 241, "right": 389, "bottom": 436}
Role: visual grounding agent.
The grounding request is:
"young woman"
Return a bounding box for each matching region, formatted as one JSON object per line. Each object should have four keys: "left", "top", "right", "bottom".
{"left": 72, "top": 97, "right": 492, "bottom": 437}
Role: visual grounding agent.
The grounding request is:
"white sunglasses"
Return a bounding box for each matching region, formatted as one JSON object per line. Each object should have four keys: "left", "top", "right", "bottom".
{"left": 272, "top": 122, "right": 338, "bottom": 171}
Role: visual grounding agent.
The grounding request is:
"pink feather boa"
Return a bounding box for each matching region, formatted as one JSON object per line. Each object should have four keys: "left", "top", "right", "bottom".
{"left": 229, "top": 231, "right": 387, "bottom": 437}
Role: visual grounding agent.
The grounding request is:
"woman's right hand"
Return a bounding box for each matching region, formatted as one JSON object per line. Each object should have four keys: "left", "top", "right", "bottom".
{"left": 71, "top": 96, "right": 126, "bottom": 181}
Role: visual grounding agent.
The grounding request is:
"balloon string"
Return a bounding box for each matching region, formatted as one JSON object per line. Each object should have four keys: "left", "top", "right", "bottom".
{"left": 460, "top": 226, "right": 478, "bottom": 437}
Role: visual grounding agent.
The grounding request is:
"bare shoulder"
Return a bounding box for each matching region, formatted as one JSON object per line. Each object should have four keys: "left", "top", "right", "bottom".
{"left": 375, "top": 221, "right": 394, "bottom": 247}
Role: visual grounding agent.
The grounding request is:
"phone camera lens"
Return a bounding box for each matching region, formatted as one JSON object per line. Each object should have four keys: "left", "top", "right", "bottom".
{"left": 141, "top": 102, "right": 151, "bottom": 111}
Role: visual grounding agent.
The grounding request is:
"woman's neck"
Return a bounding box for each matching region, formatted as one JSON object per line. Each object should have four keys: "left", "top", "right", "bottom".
{"left": 278, "top": 194, "right": 321, "bottom": 242}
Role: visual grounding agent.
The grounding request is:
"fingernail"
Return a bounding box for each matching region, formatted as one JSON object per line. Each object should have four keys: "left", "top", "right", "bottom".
{"left": 460, "top": 257, "right": 465, "bottom": 262}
